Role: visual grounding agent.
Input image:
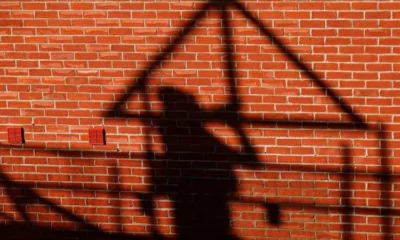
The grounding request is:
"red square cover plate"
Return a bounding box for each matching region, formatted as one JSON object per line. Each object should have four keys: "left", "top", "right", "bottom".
{"left": 88, "top": 128, "right": 105, "bottom": 145}
{"left": 7, "top": 127, "right": 24, "bottom": 144}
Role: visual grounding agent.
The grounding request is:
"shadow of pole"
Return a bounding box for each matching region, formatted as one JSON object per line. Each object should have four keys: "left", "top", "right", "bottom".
{"left": 341, "top": 145, "right": 354, "bottom": 240}
{"left": 378, "top": 124, "right": 393, "bottom": 240}
{"left": 109, "top": 164, "right": 123, "bottom": 233}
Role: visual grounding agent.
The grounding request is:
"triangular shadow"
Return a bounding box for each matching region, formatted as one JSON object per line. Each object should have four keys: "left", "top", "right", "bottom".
{"left": 107, "top": 0, "right": 368, "bottom": 130}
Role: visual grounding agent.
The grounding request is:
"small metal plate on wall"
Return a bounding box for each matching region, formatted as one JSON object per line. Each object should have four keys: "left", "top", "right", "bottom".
{"left": 88, "top": 128, "right": 106, "bottom": 145}
{"left": 7, "top": 127, "right": 24, "bottom": 144}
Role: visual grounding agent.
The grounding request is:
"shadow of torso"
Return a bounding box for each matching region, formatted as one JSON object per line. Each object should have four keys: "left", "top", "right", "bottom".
{"left": 150, "top": 88, "right": 258, "bottom": 240}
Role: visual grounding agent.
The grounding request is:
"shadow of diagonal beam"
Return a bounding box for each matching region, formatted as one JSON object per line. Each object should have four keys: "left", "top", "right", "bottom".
{"left": 1, "top": 174, "right": 31, "bottom": 223}
{"left": 0, "top": 172, "right": 99, "bottom": 232}
{"left": 109, "top": 2, "right": 214, "bottom": 118}
{"left": 233, "top": 0, "right": 367, "bottom": 128}
{"left": 0, "top": 210, "right": 16, "bottom": 222}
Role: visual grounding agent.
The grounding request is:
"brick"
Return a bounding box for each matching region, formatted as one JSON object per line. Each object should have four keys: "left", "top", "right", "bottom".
{"left": 35, "top": 11, "right": 58, "bottom": 18}
{"left": 0, "top": 19, "right": 23, "bottom": 27}
{"left": 352, "top": 2, "right": 377, "bottom": 10}
{"left": 46, "top": 3, "right": 69, "bottom": 10}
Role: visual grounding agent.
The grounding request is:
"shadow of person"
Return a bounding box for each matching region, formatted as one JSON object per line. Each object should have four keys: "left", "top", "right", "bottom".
{"left": 149, "top": 87, "right": 262, "bottom": 240}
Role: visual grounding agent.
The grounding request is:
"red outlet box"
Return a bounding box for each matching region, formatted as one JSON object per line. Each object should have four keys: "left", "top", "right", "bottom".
{"left": 7, "top": 127, "right": 24, "bottom": 144}
{"left": 88, "top": 128, "right": 106, "bottom": 145}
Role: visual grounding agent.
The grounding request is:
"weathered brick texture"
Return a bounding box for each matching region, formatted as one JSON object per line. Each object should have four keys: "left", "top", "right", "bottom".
{"left": 0, "top": 1, "right": 399, "bottom": 239}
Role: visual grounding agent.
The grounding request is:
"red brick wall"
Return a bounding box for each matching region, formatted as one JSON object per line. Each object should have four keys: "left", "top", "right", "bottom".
{"left": 0, "top": 1, "right": 399, "bottom": 239}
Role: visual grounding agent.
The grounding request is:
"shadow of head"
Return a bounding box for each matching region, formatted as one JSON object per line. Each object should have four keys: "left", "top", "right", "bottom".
{"left": 159, "top": 87, "right": 200, "bottom": 113}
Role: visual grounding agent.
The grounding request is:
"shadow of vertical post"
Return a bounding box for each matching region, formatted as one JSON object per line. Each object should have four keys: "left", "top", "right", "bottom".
{"left": 219, "top": 1, "right": 258, "bottom": 158}
{"left": 341, "top": 145, "right": 354, "bottom": 240}
{"left": 221, "top": 2, "right": 239, "bottom": 110}
{"left": 109, "top": 164, "right": 122, "bottom": 233}
{"left": 378, "top": 124, "right": 393, "bottom": 240}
